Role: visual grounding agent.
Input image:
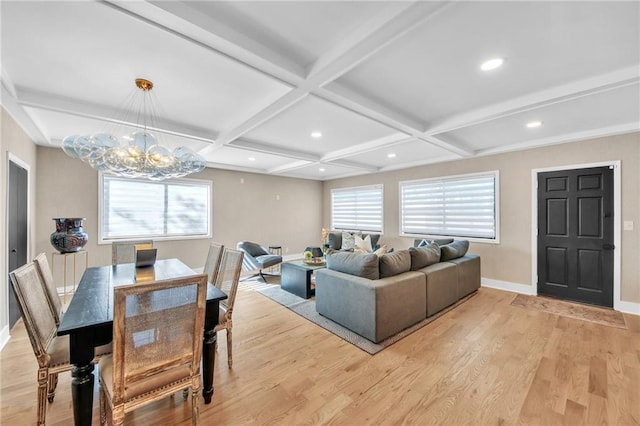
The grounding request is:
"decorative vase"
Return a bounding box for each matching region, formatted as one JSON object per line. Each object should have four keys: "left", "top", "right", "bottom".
{"left": 50, "top": 218, "right": 89, "bottom": 253}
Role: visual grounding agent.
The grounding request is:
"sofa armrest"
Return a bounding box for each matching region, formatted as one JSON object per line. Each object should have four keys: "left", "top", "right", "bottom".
{"left": 316, "top": 268, "right": 426, "bottom": 343}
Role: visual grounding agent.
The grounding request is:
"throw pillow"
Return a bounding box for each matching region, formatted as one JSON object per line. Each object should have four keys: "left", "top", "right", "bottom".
{"left": 409, "top": 242, "right": 441, "bottom": 270}
{"left": 341, "top": 231, "right": 356, "bottom": 250}
{"left": 440, "top": 240, "right": 470, "bottom": 261}
{"left": 379, "top": 250, "right": 411, "bottom": 278}
{"left": 354, "top": 246, "right": 369, "bottom": 255}
{"left": 373, "top": 244, "right": 388, "bottom": 257}
{"left": 326, "top": 251, "right": 379, "bottom": 280}
{"left": 417, "top": 239, "right": 430, "bottom": 247}
{"left": 355, "top": 234, "right": 373, "bottom": 252}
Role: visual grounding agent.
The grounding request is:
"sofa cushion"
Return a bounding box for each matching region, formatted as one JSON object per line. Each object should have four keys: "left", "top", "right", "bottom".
{"left": 408, "top": 242, "right": 441, "bottom": 270}
{"left": 379, "top": 250, "right": 411, "bottom": 278}
{"left": 373, "top": 245, "right": 388, "bottom": 257}
{"left": 326, "top": 251, "right": 379, "bottom": 280}
{"left": 440, "top": 240, "right": 470, "bottom": 261}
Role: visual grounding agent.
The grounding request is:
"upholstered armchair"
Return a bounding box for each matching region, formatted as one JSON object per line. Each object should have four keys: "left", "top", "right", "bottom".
{"left": 236, "top": 241, "right": 282, "bottom": 281}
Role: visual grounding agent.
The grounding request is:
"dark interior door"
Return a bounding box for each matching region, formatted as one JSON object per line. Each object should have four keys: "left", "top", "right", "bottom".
{"left": 8, "top": 160, "right": 28, "bottom": 328}
{"left": 537, "top": 166, "right": 614, "bottom": 307}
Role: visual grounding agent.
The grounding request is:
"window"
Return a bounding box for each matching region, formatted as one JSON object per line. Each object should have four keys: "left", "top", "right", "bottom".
{"left": 331, "top": 185, "right": 383, "bottom": 233}
{"left": 400, "top": 171, "right": 499, "bottom": 241}
{"left": 100, "top": 174, "right": 211, "bottom": 242}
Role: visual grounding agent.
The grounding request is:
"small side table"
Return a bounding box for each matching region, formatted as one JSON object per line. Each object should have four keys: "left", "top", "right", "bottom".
{"left": 268, "top": 245, "right": 282, "bottom": 273}
{"left": 51, "top": 250, "right": 88, "bottom": 296}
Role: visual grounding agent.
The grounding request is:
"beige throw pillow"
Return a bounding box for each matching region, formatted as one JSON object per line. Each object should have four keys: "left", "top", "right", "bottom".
{"left": 355, "top": 234, "right": 373, "bottom": 252}
{"left": 373, "top": 245, "right": 388, "bottom": 257}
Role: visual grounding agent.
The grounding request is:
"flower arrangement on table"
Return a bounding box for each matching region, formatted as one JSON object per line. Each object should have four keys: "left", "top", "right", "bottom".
{"left": 321, "top": 228, "right": 331, "bottom": 254}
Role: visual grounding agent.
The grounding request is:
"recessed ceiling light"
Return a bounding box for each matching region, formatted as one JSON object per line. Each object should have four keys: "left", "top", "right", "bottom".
{"left": 248, "top": 156, "right": 256, "bottom": 161}
{"left": 387, "top": 153, "right": 396, "bottom": 158}
{"left": 319, "top": 168, "right": 325, "bottom": 172}
{"left": 311, "top": 131, "right": 322, "bottom": 138}
{"left": 480, "top": 57, "right": 504, "bottom": 71}
{"left": 526, "top": 120, "right": 543, "bottom": 128}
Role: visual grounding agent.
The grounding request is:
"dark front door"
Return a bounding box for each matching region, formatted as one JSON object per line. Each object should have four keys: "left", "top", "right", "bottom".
{"left": 537, "top": 166, "right": 614, "bottom": 307}
{"left": 8, "top": 160, "right": 29, "bottom": 328}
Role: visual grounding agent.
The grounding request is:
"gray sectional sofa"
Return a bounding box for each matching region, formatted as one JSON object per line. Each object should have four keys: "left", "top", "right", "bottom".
{"left": 315, "top": 240, "right": 480, "bottom": 343}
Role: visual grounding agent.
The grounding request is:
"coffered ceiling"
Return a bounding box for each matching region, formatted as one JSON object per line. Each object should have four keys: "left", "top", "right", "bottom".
{"left": 2, "top": 1, "right": 639, "bottom": 180}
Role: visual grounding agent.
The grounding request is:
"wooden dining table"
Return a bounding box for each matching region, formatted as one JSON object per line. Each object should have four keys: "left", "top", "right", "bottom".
{"left": 57, "top": 258, "right": 227, "bottom": 426}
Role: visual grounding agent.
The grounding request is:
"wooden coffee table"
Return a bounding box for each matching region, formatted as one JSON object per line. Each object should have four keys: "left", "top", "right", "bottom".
{"left": 281, "top": 260, "right": 325, "bottom": 299}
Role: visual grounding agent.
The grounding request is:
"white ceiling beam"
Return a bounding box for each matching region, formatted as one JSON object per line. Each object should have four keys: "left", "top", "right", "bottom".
{"left": 16, "top": 87, "right": 217, "bottom": 144}
{"left": 229, "top": 138, "right": 320, "bottom": 163}
{"left": 328, "top": 159, "right": 380, "bottom": 172}
{"left": 205, "top": 89, "right": 309, "bottom": 151}
{"left": 321, "top": 134, "right": 414, "bottom": 162}
{"left": 267, "top": 160, "right": 314, "bottom": 175}
{"left": 417, "top": 136, "right": 475, "bottom": 158}
{"left": 426, "top": 66, "right": 640, "bottom": 136}
{"left": 306, "top": 2, "right": 453, "bottom": 86}
{"left": 1, "top": 82, "right": 50, "bottom": 144}
{"left": 103, "top": 0, "right": 304, "bottom": 86}
{"left": 475, "top": 122, "right": 640, "bottom": 157}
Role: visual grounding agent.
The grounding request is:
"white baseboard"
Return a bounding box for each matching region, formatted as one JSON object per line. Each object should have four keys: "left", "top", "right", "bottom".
{"left": 0, "top": 325, "right": 10, "bottom": 352}
{"left": 481, "top": 278, "right": 537, "bottom": 295}
{"left": 615, "top": 300, "right": 640, "bottom": 316}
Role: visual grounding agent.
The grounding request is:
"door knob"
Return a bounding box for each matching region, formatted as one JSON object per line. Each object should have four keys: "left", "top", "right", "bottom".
{"left": 603, "top": 244, "right": 615, "bottom": 250}
{"left": 11, "top": 248, "right": 17, "bottom": 253}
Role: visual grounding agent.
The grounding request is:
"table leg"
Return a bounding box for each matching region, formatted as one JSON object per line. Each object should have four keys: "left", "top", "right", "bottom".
{"left": 202, "top": 300, "right": 219, "bottom": 404}
{"left": 71, "top": 364, "right": 94, "bottom": 426}
{"left": 69, "top": 332, "right": 97, "bottom": 426}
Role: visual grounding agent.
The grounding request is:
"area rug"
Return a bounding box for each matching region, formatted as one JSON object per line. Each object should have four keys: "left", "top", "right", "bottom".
{"left": 510, "top": 294, "right": 626, "bottom": 329}
{"left": 255, "top": 284, "right": 475, "bottom": 355}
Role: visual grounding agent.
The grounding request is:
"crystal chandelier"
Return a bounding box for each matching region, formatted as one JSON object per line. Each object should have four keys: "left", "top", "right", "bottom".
{"left": 61, "top": 78, "right": 206, "bottom": 180}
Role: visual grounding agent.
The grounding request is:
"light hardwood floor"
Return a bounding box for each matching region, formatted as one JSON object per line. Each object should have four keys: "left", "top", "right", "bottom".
{"left": 1, "top": 287, "right": 639, "bottom": 425}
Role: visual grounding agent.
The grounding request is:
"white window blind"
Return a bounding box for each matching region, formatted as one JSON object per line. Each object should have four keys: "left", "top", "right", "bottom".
{"left": 331, "top": 185, "right": 383, "bottom": 232}
{"left": 400, "top": 172, "right": 498, "bottom": 240}
{"left": 101, "top": 175, "right": 211, "bottom": 241}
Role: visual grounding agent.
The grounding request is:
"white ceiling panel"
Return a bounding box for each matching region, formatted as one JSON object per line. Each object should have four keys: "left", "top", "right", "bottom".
{"left": 439, "top": 85, "right": 640, "bottom": 152}
{"left": 242, "top": 95, "right": 401, "bottom": 156}
{"left": 340, "top": 139, "right": 454, "bottom": 169}
{"left": 335, "top": 1, "right": 640, "bottom": 124}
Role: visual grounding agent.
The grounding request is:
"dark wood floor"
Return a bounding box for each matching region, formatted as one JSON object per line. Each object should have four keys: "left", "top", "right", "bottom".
{"left": 1, "top": 287, "right": 639, "bottom": 425}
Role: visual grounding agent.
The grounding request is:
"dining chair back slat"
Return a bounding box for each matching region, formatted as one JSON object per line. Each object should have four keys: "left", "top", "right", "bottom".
{"left": 203, "top": 242, "right": 224, "bottom": 285}
{"left": 214, "top": 248, "right": 243, "bottom": 368}
{"left": 9, "top": 262, "right": 57, "bottom": 363}
{"left": 112, "top": 240, "right": 154, "bottom": 265}
{"left": 34, "top": 252, "right": 63, "bottom": 325}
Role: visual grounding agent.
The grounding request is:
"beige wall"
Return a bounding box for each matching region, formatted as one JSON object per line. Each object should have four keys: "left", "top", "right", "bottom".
{"left": 322, "top": 132, "right": 640, "bottom": 304}
{"left": 0, "top": 108, "right": 38, "bottom": 337}
{"left": 36, "top": 147, "right": 323, "bottom": 270}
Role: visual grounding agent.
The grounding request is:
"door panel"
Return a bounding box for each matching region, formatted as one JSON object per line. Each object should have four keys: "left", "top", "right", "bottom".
{"left": 8, "top": 160, "right": 28, "bottom": 329}
{"left": 537, "top": 166, "right": 614, "bottom": 307}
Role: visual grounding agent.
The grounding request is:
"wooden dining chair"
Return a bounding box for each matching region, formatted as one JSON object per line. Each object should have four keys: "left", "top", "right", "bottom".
{"left": 9, "top": 262, "right": 109, "bottom": 426}
{"left": 214, "top": 248, "right": 244, "bottom": 368}
{"left": 98, "top": 274, "right": 208, "bottom": 426}
{"left": 33, "top": 253, "right": 63, "bottom": 325}
{"left": 203, "top": 242, "right": 224, "bottom": 285}
{"left": 111, "top": 240, "right": 153, "bottom": 265}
